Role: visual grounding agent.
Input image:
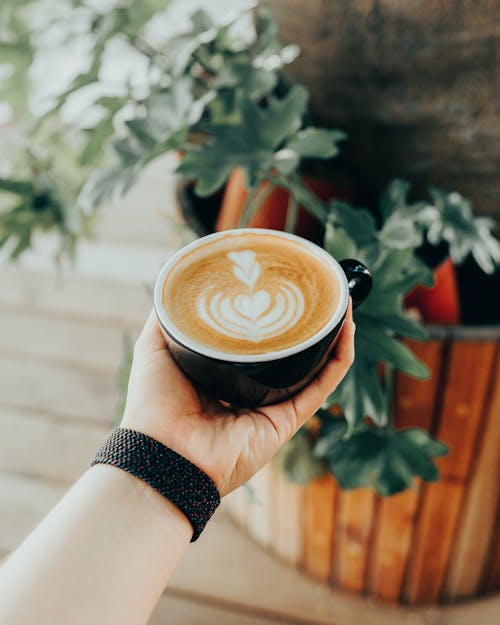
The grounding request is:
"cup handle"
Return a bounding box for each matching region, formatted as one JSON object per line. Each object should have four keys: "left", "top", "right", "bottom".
{"left": 339, "top": 259, "right": 373, "bottom": 309}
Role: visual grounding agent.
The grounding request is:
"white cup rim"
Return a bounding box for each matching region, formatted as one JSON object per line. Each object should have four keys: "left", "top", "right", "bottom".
{"left": 153, "top": 228, "right": 349, "bottom": 363}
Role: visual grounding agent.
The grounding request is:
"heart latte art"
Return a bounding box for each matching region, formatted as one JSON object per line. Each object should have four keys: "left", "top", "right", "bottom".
{"left": 162, "top": 233, "right": 340, "bottom": 356}
{"left": 197, "top": 251, "right": 305, "bottom": 342}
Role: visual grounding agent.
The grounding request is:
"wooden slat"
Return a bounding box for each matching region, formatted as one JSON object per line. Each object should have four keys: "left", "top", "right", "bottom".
{"left": 367, "top": 488, "right": 421, "bottom": 601}
{"left": 269, "top": 461, "right": 303, "bottom": 566}
{"left": 0, "top": 408, "right": 108, "bottom": 484}
{"left": 443, "top": 347, "right": 500, "bottom": 599}
{"left": 0, "top": 355, "right": 116, "bottom": 425}
{"left": 404, "top": 341, "right": 497, "bottom": 604}
{"left": 404, "top": 481, "right": 464, "bottom": 604}
{"left": 333, "top": 488, "right": 377, "bottom": 593}
{"left": 393, "top": 339, "right": 444, "bottom": 430}
{"left": 0, "top": 471, "right": 67, "bottom": 552}
{"left": 366, "top": 340, "right": 444, "bottom": 601}
{"left": 435, "top": 342, "right": 497, "bottom": 480}
{"left": 171, "top": 512, "right": 429, "bottom": 625}
{"left": 245, "top": 465, "right": 273, "bottom": 548}
{"left": 0, "top": 309, "right": 127, "bottom": 373}
{"left": 0, "top": 268, "right": 150, "bottom": 327}
{"left": 302, "top": 475, "right": 336, "bottom": 582}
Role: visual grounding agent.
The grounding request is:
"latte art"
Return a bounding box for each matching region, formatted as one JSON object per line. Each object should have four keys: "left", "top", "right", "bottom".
{"left": 197, "top": 251, "right": 304, "bottom": 342}
{"left": 162, "top": 232, "right": 340, "bottom": 356}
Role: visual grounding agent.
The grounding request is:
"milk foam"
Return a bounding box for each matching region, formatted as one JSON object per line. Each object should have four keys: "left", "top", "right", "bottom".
{"left": 196, "top": 250, "right": 304, "bottom": 342}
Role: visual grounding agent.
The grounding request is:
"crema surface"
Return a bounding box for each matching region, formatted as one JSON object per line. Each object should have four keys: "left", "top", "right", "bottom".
{"left": 162, "top": 233, "right": 340, "bottom": 355}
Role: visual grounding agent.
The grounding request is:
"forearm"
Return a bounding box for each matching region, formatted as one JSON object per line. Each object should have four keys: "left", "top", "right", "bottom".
{"left": 0, "top": 464, "right": 192, "bottom": 625}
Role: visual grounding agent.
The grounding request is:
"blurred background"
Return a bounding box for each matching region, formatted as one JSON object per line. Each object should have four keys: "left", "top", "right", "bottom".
{"left": 0, "top": 1, "right": 499, "bottom": 623}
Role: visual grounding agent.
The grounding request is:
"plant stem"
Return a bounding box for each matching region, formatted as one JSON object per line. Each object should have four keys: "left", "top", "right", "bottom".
{"left": 383, "top": 363, "right": 395, "bottom": 428}
{"left": 273, "top": 173, "right": 327, "bottom": 223}
{"left": 0, "top": 179, "right": 33, "bottom": 195}
{"left": 284, "top": 194, "right": 299, "bottom": 233}
{"left": 239, "top": 181, "right": 275, "bottom": 227}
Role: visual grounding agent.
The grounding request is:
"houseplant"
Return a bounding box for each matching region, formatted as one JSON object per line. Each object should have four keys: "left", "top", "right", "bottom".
{"left": 1, "top": 0, "right": 499, "bottom": 604}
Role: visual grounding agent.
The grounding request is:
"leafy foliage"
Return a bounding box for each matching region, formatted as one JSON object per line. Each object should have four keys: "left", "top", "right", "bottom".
{"left": 79, "top": 78, "right": 208, "bottom": 211}
{"left": 0, "top": 154, "right": 86, "bottom": 261}
{"left": 427, "top": 187, "right": 500, "bottom": 273}
{"left": 324, "top": 186, "right": 435, "bottom": 432}
{"left": 289, "top": 178, "right": 497, "bottom": 491}
{"left": 314, "top": 416, "right": 448, "bottom": 496}
{"left": 80, "top": 6, "right": 343, "bottom": 209}
{"left": 177, "top": 85, "right": 343, "bottom": 196}
{"left": 0, "top": 0, "right": 34, "bottom": 118}
{"left": 276, "top": 428, "right": 326, "bottom": 485}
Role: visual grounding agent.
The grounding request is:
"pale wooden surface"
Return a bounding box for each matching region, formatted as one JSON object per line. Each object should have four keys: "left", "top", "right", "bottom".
{"left": 0, "top": 154, "right": 498, "bottom": 624}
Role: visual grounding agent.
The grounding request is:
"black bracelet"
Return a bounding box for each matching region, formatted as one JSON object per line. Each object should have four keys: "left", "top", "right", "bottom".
{"left": 91, "top": 427, "right": 220, "bottom": 541}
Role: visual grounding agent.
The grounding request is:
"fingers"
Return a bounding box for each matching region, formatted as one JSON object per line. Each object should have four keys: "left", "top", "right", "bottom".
{"left": 134, "top": 309, "right": 167, "bottom": 356}
{"left": 291, "top": 300, "right": 355, "bottom": 426}
{"left": 330, "top": 299, "right": 355, "bottom": 369}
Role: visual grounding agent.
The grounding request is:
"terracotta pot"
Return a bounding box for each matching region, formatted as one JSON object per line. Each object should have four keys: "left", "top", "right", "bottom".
{"left": 215, "top": 168, "right": 351, "bottom": 244}
{"left": 225, "top": 326, "right": 500, "bottom": 605}
{"left": 405, "top": 258, "right": 461, "bottom": 325}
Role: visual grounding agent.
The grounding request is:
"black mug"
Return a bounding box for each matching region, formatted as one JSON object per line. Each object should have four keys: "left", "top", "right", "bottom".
{"left": 154, "top": 229, "right": 372, "bottom": 407}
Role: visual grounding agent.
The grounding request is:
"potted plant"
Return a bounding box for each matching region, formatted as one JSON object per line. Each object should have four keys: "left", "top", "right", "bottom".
{"left": 1, "top": 0, "right": 499, "bottom": 606}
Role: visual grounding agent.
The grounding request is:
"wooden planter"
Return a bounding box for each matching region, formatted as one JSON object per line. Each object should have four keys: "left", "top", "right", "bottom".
{"left": 225, "top": 326, "right": 500, "bottom": 605}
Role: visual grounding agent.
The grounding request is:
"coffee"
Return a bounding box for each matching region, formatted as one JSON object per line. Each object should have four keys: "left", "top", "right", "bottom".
{"left": 162, "top": 231, "right": 340, "bottom": 356}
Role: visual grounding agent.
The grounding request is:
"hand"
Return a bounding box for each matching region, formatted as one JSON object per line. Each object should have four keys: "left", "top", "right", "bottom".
{"left": 121, "top": 302, "right": 355, "bottom": 496}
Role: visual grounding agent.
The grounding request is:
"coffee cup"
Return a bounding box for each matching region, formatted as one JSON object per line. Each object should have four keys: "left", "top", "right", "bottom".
{"left": 154, "top": 228, "right": 372, "bottom": 407}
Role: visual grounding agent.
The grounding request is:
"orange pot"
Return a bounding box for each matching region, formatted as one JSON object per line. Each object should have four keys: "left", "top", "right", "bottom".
{"left": 405, "top": 258, "right": 461, "bottom": 324}
{"left": 216, "top": 168, "right": 351, "bottom": 244}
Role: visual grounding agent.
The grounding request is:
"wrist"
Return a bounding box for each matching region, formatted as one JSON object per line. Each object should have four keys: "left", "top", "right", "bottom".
{"left": 92, "top": 428, "right": 221, "bottom": 540}
{"left": 90, "top": 463, "right": 193, "bottom": 541}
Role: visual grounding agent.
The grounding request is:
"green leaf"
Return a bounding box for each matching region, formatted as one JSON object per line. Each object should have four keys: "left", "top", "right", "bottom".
{"left": 128, "top": 79, "right": 199, "bottom": 142}
{"left": 329, "top": 347, "right": 387, "bottom": 431}
{"left": 314, "top": 421, "right": 448, "bottom": 496}
{"left": 324, "top": 223, "right": 359, "bottom": 261}
{"left": 255, "top": 84, "right": 308, "bottom": 147}
{"left": 285, "top": 128, "right": 346, "bottom": 160}
{"left": 358, "top": 311, "right": 428, "bottom": 340}
{"left": 79, "top": 79, "right": 205, "bottom": 210}
{"left": 0, "top": 179, "right": 33, "bottom": 196}
{"left": 323, "top": 240, "right": 430, "bottom": 427}
{"left": 427, "top": 187, "right": 500, "bottom": 274}
{"left": 177, "top": 85, "right": 309, "bottom": 195}
{"left": 327, "top": 200, "right": 379, "bottom": 261}
{"left": 277, "top": 428, "right": 326, "bottom": 485}
{"left": 0, "top": 163, "right": 83, "bottom": 263}
{"left": 379, "top": 179, "right": 412, "bottom": 220}
{"left": 9, "top": 224, "right": 32, "bottom": 260}
{"left": 357, "top": 324, "right": 429, "bottom": 379}
{"left": 79, "top": 116, "right": 116, "bottom": 167}
{"left": 378, "top": 180, "right": 437, "bottom": 250}
{"left": 78, "top": 160, "right": 138, "bottom": 214}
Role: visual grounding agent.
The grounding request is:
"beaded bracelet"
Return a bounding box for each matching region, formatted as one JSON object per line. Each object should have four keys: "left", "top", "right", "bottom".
{"left": 91, "top": 427, "right": 220, "bottom": 541}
